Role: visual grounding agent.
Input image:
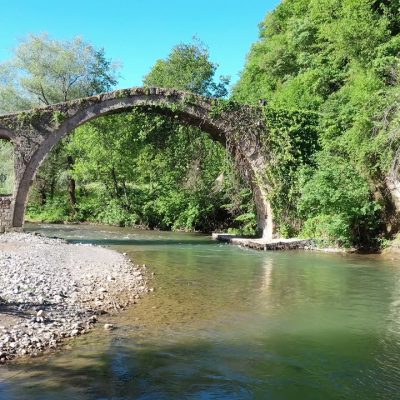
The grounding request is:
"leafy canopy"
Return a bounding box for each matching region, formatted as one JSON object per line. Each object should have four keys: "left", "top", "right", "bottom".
{"left": 0, "top": 34, "right": 119, "bottom": 113}
{"left": 144, "top": 38, "right": 229, "bottom": 98}
{"left": 27, "top": 38, "right": 252, "bottom": 234}
{"left": 234, "top": 0, "right": 400, "bottom": 246}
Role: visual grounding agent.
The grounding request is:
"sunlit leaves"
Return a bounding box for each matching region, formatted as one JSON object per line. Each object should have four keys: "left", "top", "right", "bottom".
{"left": 233, "top": 0, "right": 398, "bottom": 245}
{"left": 0, "top": 34, "right": 119, "bottom": 112}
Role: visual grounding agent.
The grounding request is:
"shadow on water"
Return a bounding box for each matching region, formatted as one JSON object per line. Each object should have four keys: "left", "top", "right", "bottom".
{"left": 1, "top": 341, "right": 259, "bottom": 400}
{"left": 28, "top": 223, "right": 213, "bottom": 248}
{"left": 2, "top": 329, "right": 400, "bottom": 400}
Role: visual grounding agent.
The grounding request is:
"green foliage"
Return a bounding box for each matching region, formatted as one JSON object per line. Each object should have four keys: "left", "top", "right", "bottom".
{"left": 0, "top": 34, "right": 118, "bottom": 113}
{"left": 26, "top": 196, "right": 72, "bottom": 223}
{"left": 1, "top": 33, "right": 123, "bottom": 226}
{"left": 27, "top": 38, "right": 253, "bottom": 234}
{"left": 209, "top": 99, "right": 240, "bottom": 119}
{"left": 301, "top": 214, "right": 353, "bottom": 248}
{"left": 8, "top": 4, "right": 400, "bottom": 247}
{"left": 224, "top": 188, "right": 257, "bottom": 236}
{"left": 28, "top": 109, "right": 244, "bottom": 232}
{"left": 298, "top": 155, "right": 382, "bottom": 246}
{"left": 143, "top": 38, "right": 229, "bottom": 98}
{"left": 261, "top": 108, "right": 320, "bottom": 236}
{"left": 52, "top": 110, "right": 67, "bottom": 126}
{"left": 234, "top": 0, "right": 393, "bottom": 107}
{"left": 234, "top": 0, "right": 400, "bottom": 246}
{"left": 58, "top": 110, "right": 243, "bottom": 232}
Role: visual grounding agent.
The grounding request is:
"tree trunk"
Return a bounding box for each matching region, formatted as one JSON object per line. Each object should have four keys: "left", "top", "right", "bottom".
{"left": 67, "top": 156, "right": 77, "bottom": 212}
{"left": 38, "top": 187, "right": 47, "bottom": 206}
{"left": 111, "top": 166, "right": 121, "bottom": 198}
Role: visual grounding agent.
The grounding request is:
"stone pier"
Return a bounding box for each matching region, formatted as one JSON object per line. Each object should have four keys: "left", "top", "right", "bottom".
{"left": 0, "top": 196, "right": 14, "bottom": 233}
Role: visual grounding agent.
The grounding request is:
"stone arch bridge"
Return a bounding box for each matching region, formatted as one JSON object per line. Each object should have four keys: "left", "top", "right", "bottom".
{"left": 0, "top": 87, "right": 273, "bottom": 239}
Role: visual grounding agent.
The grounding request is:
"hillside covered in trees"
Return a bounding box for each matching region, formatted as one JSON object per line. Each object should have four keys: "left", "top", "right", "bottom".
{"left": 234, "top": 0, "right": 400, "bottom": 247}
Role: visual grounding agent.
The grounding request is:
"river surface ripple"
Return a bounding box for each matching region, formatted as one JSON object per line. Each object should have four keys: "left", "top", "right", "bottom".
{"left": 1, "top": 224, "right": 400, "bottom": 400}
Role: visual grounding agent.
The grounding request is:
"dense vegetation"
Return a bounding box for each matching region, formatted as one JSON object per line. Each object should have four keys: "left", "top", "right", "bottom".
{"left": 234, "top": 0, "right": 400, "bottom": 247}
{"left": 27, "top": 111, "right": 252, "bottom": 233}
{"left": 1, "top": 37, "right": 254, "bottom": 234}
{"left": 2, "top": 1, "right": 400, "bottom": 247}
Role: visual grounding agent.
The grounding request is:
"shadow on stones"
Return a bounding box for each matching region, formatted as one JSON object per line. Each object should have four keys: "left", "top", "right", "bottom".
{"left": 0, "top": 301, "right": 55, "bottom": 321}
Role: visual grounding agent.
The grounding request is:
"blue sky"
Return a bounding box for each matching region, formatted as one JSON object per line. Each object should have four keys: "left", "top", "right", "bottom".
{"left": 0, "top": 1, "right": 280, "bottom": 89}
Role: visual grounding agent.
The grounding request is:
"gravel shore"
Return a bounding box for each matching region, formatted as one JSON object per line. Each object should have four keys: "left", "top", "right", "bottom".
{"left": 0, "top": 232, "right": 148, "bottom": 363}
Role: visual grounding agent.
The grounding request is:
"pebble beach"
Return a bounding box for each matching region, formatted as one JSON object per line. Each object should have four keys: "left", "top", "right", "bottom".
{"left": 0, "top": 232, "right": 148, "bottom": 363}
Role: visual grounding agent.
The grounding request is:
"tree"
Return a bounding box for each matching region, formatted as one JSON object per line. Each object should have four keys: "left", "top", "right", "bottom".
{"left": 144, "top": 38, "right": 229, "bottom": 97}
{"left": 28, "top": 39, "right": 252, "bottom": 234}
{"left": 0, "top": 33, "right": 119, "bottom": 214}
{"left": 233, "top": 0, "right": 400, "bottom": 245}
{"left": 0, "top": 33, "right": 118, "bottom": 113}
{"left": 142, "top": 39, "right": 250, "bottom": 231}
{"left": 298, "top": 154, "right": 382, "bottom": 247}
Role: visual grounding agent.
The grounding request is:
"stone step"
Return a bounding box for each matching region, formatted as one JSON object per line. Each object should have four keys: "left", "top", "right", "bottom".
{"left": 212, "top": 233, "right": 314, "bottom": 251}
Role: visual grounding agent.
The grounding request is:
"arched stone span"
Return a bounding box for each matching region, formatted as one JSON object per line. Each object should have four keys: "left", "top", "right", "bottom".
{"left": 0, "top": 128, "right": 14, "bottom": 140}
{"left": 0, "top": 87, "right": 273, "bottom": 238}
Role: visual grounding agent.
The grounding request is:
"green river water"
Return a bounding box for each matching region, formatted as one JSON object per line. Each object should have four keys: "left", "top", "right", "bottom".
{"left": 0, "top": 224, "right": 400, "bottom": 399}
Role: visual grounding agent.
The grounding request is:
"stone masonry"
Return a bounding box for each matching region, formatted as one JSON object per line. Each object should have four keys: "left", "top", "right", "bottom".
{"left": 0, "top": 87, "right": 274, "bottom": 239}
{"left": 0, "top": 196, "right": 13, "bottom": 233}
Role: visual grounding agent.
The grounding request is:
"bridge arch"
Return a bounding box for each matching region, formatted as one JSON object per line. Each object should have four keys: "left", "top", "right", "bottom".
{"left": 0, "top": 128, "right": 14, "bottom": 140}
{"left": 0, "top": 87, "right": 273, "bottom": 239}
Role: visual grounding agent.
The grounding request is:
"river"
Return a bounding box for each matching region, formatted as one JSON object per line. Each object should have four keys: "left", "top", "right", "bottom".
{"left": 0, "top": 224, "right": 400, "bottom": 399}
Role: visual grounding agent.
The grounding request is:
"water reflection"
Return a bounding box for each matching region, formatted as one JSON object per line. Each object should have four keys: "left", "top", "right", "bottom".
{"left": 363, "top": 265, "right": 400, "bottom": 398}
{"left": 0, "top": 224, "right": 399, "bottom": 399}
{"left": 261, "top": 258, "right": 274, "bottom": 291}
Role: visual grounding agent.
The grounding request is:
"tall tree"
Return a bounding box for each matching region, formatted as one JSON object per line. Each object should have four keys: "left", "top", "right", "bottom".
{"left": 233, "top": 0, "right": 400, "bottom": 246}
{"left": 29, "top": 39, "right": 251, "bottom": 233}
{"left": 144, "top": 38, "right": 229, "bottom": 97}
{"left": 0, "top": 34, "right": 118, "bottom": 113}
{"left": 0, "top": 34, "right": 119, "bottom": 212}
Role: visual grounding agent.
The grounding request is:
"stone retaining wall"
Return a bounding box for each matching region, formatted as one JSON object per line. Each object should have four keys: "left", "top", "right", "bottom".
{"left": 0, "top": 196, "right": 13, "bottom": 232}
{"left": 212, "top": 233, "right": 314, "bottom": 251}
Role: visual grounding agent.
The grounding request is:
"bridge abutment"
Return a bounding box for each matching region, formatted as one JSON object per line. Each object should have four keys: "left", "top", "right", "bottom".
{"left": 0, "top": 196, "right": 14, "bottom": 232}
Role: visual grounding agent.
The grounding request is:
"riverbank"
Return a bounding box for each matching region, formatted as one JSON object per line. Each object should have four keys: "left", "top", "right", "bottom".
{"left": 381, "top": 235, "right": 400, "bottom": 260}
{"left": 0, "top": 232, "right": 148, "bottom": 363}
{"left": 213, "top": 232, "right": 400, "bottom": 259}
